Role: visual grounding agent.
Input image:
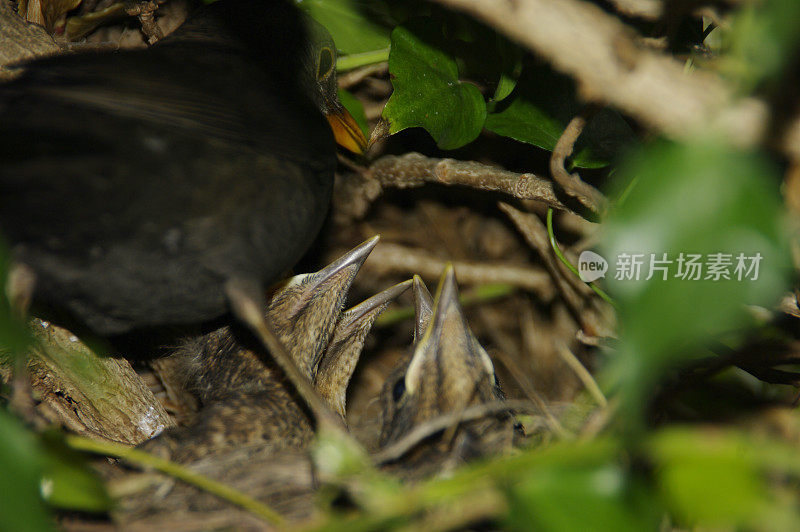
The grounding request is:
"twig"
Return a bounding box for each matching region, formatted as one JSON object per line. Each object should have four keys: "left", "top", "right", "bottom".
{"left": 361, "top": 242, "right": 555, "bottom": 299}
{"left": 555, "top": 341, "right": 607, "bottom": 408}
{"left": 367, "top": 153, "right": 571, "bottom": 212}
{"left": 550, "top": 106, "right": 608, "bottom": 214}
{"left": 488, "top": 346, "right": 571, "bottom": 439}
{"left": 338, "top": 63, "right": 388, "bottom": 90}
{"left": 126, "top": 1, "right": 162, "bottom": 45}
{"left": 606, "top": 0, "right": 663, "bottom": 20}
{"left": 373, "top": 399, "right": 545, "bottom": 464}
{"left": 430, "top": 0, "right": 772, "bottom": 152}
{"left": 499, "top": 202, "right": 589, "bottom": 311}
{"left": 65, "top": 434, "right": 286, "bottom": 526}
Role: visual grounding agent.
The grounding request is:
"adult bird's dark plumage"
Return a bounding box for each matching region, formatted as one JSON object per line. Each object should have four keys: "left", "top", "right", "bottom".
{"left": 0, "top": 0, "right": 369, "bottom": 427}
{"left": 0, "top": 0, "right": 366, "bottom": 336}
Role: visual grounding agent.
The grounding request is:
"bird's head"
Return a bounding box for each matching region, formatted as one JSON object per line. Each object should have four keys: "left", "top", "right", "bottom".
{"left": 300, "top": 15, "right": 369, "bottom": 155}
{"left": 378, "top": 267, "right": 518, "bottom": 460}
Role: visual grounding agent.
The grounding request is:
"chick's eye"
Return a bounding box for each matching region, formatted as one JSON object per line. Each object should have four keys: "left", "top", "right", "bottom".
{"left": 317, "top": 47, "right": 334, "bottom": 81}
{"left": 392, "top": 377, "right": 406, "bottom": 402}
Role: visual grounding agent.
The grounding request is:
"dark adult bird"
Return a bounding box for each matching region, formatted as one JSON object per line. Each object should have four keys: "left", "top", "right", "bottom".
{"left": 0, "top": 0, "right": 367, "bottom": 424}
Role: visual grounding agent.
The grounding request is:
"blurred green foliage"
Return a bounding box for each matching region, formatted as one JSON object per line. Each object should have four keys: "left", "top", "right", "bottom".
{"left": 721, "top": 0, "right": 800, "bottom": 91}
{"left": 504, "top": 448, "right": 661, "bottom": 531}
{"left": 0, "top": 410, "right": 53, "bottom": 532}
{"left": 0, "top": 244, "right": 110, "bottom": 532}
{"left": 602, "top": 139, "right": 789, "bottom": 427}
{"left": 648, "top": 428, "right": 800, "bottom": 529}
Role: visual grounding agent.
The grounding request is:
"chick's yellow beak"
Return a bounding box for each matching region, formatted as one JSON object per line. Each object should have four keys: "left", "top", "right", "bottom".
{"left": 326, "top": 108, "right": 369, "bottom": 155}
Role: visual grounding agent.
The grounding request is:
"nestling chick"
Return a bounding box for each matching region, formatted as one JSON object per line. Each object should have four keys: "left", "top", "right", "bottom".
{"left": 141, "top": 238, "right": 381, "bottom": 462}
{"left": 378, "top": 267, "right": 519, "bottom": 479}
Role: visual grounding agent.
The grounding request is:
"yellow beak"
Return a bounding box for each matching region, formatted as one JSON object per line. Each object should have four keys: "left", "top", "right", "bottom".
{"left": 326, "top": 108, "right": 369, "bottom": 155}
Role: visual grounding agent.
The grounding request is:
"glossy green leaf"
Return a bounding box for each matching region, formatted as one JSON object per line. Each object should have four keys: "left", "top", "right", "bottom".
{"left": 0, "top": 410, "right": 53, "bottom": 532}
{"left": 600, "top": 139, "right": 789, "bottom": 425}
{"left": 383, "top": 19, "right": 486, "bottom": 150}
{"left": 298, "top": 0, "right": 393, "bottom": 55}
{"left": 485, "top": 66, "right": 635, "bottom": 168}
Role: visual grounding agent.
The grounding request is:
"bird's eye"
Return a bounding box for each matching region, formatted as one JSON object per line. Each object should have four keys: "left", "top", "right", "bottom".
{"left": 392, "top": 377, "right": 406, "bottom": 402}
{"left": 317, "top": 47, "right": 335, "bottom": 82}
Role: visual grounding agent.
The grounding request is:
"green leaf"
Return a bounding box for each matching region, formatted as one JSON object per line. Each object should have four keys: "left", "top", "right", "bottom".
{"left": 0, "top": 415, "right": 111, "bottom": 526}
{"left": 383, "top": 19, "right": 486, "bottom": 150}
{"left": 298, "top": 0, "right": 393, "bottom": 55}
{"left": 722, "top": 0, "right": 800, "bottom": 90}
{"left": 0, "top": 410, "right": 53, "bottom": 532}
{"left": 485, "top": 65, "right": 636, "bottom": 168}
{"left": 491, "top": 37, "right": 522, "bottom": 103}
{"left": 505, "top": 443, "right": 660, "bottom": 531}
{"left": 441, "top": 17, "right": 522, "bottom": 104}
{"left": 338, "top": 89, "right": 369, "bottom": 138}
{"left": 39, "top": 432, "right": 112, "bottom": 513}
{"left": 600, "top": 139, "right": 789, "bottom": 426}
{"left": 648, "top": 428, "right": 800, "bottom": 529}
{"left": 649, "top": 429, "right": 765, "bottom": 528}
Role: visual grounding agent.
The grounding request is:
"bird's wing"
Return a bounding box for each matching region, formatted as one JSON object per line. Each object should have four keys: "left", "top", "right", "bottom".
{"left": 2, "top": 43, "right": 334, "bottom": 161}
{"left": 3, "top": 47, "right": 261, "bottom": 145}
{"left": 0, "top": 45, "right": 332, "bottom": 247}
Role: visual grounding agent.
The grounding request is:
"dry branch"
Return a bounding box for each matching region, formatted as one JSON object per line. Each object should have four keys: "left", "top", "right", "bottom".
{"left": 367, "top": 152, "right": 570, "bottom": 211}
{"left": 362, "top": 242, "right": 555, "bottom": 299}
{"left": 430, "top": 0, "right": 776, "bottom": 152}
{"left": 606, "top": 0, "right": 663, "bottom": 20}
{"left": 550, "top": 106, "right": 608, "bottom": 214}
{"left": 498, "top": 203, "right": 615, "bottom": 337}
{"left": 373, "top": 399, "right": 549, "bottom": 463}
{"left": 498, "top": 203, "right": 589, "bottom": 307}
{"left": 126, "top": 1, "right": 164, "bottom": 45}
{"left": 3, "top": 319, "right": 175, "bottom": 445}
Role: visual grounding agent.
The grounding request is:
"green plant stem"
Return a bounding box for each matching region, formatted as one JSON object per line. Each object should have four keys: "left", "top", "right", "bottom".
{"left": 546, "top": 208, "right": 617, "bottom": 308}
{"left": 64, "top": 434, "right": 285, "bottom": 525}
{"left": 336, "top": 48, "right": 390, "bottom": 72}
{"left": 615, "top": 174, "right": 639, "bottom": 207}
